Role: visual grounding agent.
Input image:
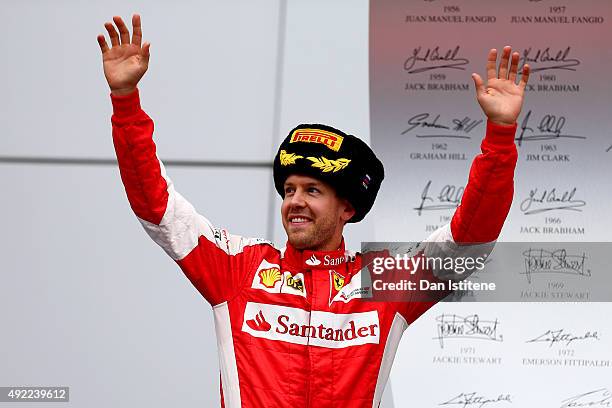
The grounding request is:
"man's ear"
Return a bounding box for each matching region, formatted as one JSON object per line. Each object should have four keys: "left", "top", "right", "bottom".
{"left": 340, "top": 199, "right": 356, "bottom": 224}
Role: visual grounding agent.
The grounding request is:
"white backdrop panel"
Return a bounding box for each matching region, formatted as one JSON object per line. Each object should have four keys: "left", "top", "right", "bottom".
{"left": 271, "top": 0, "right": 376, "bottom": 254}
{"left": 0, "top": 164, "right": 270, "bottom": 407}
{"left": 278, "top": 0, "right": 370, "bottom": 144}
{"left": 0, "top": 0, "right": 280, "bottom": 161}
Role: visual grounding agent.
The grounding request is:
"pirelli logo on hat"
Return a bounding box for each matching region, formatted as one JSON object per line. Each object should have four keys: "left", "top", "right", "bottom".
{"left": 290, "top": 129, "right": 344, "bottom": 152}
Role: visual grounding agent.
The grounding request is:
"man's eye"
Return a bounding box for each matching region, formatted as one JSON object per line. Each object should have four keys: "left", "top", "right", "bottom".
{"left": 284, "top": 187, "right": 295, "bottom": 194}
{"left": 308, "top": 187, "right": 320, "bottom": 194}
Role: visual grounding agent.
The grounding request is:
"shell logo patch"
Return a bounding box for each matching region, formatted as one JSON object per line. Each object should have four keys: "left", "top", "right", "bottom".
{"left": 251, "top": 260, "right": 307, "bottom": 297}
{"left": 290, "top": 128, "right": 344, "bottom": 152}
{"left": 259, "top": 268, "right": 282, "bottom": 288}
{"left": 251, "top": 260, "right": 283, "bottom": 293}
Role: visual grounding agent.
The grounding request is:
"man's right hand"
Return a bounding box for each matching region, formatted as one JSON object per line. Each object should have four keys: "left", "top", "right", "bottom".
{"left": 97, "top": 14, "right": 150, "bottom": 96}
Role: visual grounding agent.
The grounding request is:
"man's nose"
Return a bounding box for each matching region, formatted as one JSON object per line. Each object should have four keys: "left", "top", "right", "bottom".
{"left": 289, "top": 189, "right": 306, "bottom": 207}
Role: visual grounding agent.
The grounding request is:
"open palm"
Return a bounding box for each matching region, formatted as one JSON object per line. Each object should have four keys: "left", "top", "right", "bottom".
{"left": 97, "top": 15, "right": 150, "bottom": 95}
{"left": 472, "top": 47, "right": 530, "bottom": 126}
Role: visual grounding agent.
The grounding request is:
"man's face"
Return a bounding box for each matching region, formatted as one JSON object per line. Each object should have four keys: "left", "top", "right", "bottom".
{"left": 281, "top": 174, "right": 355, "bottom": 251}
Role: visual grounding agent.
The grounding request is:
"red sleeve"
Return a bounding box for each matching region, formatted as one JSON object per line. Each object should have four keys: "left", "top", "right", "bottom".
{"left": 395, "top": 120, "right": 518, "bottom": 323}
{"left": 111, "top": 89, "right": 168, "bottom": 224}
{"left": 450, "top": 120, "right": 518, "bottom": 243}
{"left": 111, "top": 89, "right": 263, "bottom": 305}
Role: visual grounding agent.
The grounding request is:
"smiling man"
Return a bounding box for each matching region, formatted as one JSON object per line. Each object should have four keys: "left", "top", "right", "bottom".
{"left": 281, "top": 174, "right": 352, "bottom": 251}
{"left": 99, "top": 14, "right": 529, "bottom": 408}
{"left": 276, "top": 124, "right": 384, "bottom": 253}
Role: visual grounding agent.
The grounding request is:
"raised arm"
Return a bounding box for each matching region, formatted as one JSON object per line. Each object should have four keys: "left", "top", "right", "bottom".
{"left": 395, "top": 48, "right": 531, "bottom": 322}
{"left": 428, "top": 46, "right": 530, "bottom": 246}
{"left": 98, "top": 16, "right": 169, "bottom": 231}
{"left": 450, "top": 46, "right": 530, "bottom": 243}
{"left": 98, "top": 15, "right": 263, "bottom": 305}
{"left": 417, "top": 46, "right": 528, "bottom": 287}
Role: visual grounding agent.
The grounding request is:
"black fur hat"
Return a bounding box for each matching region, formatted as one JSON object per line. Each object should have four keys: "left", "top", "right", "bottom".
{"left": 273, "top": 124, "right": 384, "bottom": 223}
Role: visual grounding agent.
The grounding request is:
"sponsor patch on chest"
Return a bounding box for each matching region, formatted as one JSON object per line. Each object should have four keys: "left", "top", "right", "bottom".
{"left": 330, "top": 270, "right": 372, "bottom": 304}
{"left": 241, "top": 302, "right": 380, "bottom": 348}
{"left": 251, "top": 260, "right": 307, "bottom": 297}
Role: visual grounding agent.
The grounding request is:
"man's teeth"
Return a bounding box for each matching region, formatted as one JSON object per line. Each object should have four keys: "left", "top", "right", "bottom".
{"left": 291, "top": 217, "right": 309, "bottom": 223}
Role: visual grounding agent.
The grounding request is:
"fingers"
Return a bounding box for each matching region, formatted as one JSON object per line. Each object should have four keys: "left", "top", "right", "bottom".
{"left": 104, "top": 22, "right": 120, "bottom": 46}
{"left": 519, "top": 64, "right": 530, "bottom": 90}
{"left": 141, "top": 42, "right": 151, "bottom": 61}
{"left": 101, "top": 15, "right": 146, "bottom": 50}
{"left": 132, "top": 14, "right": 142, "bottom": 46}
{"left": 498, "top": 46, "right": 512, "bottom": 79}
{"left": 508, "top": 52, "right": 520, "bottom": 83}
{"left": 97, "top": 34, "right": 109, "bottom": 54}
{"left": 486, "top": 49, "right": 497, "bottom": 81}
{"left": 113, "top": 16, "right": 130, "bottom": 45}
{"left": 471, "top": 73, "right": 485, "bottom": 97}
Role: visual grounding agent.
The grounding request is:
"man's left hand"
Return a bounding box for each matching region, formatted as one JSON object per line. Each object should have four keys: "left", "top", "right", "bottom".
{"left": 472, "top": 46, "right": 530, "bottom": 126}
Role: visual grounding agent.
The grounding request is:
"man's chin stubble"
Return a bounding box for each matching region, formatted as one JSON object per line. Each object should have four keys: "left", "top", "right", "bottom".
{"left": 288, "top": 232, "right": 317, "bottom": 250}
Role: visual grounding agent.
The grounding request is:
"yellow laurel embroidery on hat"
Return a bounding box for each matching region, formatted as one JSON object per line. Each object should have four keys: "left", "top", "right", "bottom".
{"left": 279, "top": 150, "right": 303, "bottom": 166}
{"left": 306, "top": 156, "right": 351, "bottom": 173}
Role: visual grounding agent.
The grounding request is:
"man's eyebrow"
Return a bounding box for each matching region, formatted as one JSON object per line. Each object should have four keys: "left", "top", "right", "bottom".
{"left": 284, "top": 180, "right": 324, "bottom": 189}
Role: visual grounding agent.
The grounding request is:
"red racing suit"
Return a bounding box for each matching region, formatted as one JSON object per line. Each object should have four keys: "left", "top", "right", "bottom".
{"left": 110, "top": 89, "right": 518, "bottom": 408}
